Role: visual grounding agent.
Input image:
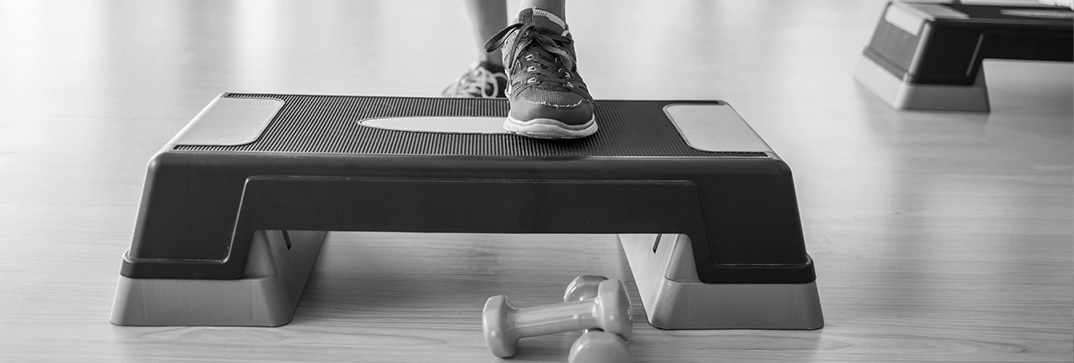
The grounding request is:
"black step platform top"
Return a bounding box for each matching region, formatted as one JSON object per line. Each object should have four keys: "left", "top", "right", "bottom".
{"left": 176, "top": 93, "right": 764, "bottom": 158}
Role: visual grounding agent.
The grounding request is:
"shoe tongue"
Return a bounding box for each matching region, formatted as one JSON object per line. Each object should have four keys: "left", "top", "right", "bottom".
{"left": 516, "top": 8, "right": 567, "bottom": 34}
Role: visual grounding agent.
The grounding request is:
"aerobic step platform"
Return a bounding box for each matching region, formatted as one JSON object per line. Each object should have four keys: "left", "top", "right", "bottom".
{"left": 111, "top": 94, "right": 823, "bottom": 330}
{"left": 854, "top": 1, "right": 1073, "bottom": 111}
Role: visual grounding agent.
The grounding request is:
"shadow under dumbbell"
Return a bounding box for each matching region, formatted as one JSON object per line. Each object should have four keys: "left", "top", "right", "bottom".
{"left": 503, "top": 335, "right": 585, "bottom": 362}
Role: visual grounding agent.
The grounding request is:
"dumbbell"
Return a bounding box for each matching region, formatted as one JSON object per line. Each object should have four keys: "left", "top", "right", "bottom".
{"left": 482, "top": 279, "right": 633, "bottom": 358}
{"left": 564, "top": 276, "right": 634, "bottom": 363}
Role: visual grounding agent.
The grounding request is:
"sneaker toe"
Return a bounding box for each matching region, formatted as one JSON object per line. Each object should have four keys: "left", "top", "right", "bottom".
{"left": 510, "top": 88, "right": 595, "bottom": 126}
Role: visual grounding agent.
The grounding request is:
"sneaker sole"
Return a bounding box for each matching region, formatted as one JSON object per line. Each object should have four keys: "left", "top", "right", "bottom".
{"left": 503, "top": 115, "right": 598, "bottom": 139}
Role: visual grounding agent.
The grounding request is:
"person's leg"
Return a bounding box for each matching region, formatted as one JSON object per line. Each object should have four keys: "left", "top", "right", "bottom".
{"left": 443, "top": 0, "right": 510, "bottom": 98}
{"left": 464, "top": 0, "right": 507, "bottom": 69}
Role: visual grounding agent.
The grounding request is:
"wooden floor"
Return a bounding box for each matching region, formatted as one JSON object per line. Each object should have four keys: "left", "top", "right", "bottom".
{"left": 1, "top": 0, "right": 1071, "bottom": 361}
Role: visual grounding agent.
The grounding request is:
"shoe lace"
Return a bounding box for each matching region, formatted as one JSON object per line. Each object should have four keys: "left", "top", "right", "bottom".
{"left": 442, "top": 63, "right": 506, "bottom": 98}
{"left": 485, "top": 23, "right": 590, "bottom": 98}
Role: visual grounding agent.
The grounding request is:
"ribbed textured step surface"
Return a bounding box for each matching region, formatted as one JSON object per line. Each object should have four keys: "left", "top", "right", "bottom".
{"left": 174, "top": 94, "right": 764, "bottom": 157}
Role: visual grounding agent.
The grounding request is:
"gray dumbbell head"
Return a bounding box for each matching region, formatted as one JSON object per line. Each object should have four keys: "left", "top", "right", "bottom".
{"left": 569, "top": 331, "right": 633, "bottom": 363}
{"left": 482, "top": 295, "right": 519, "bottom": 358}
{"left": 564, "top": 275, "right": 608, "bottom": 302}
{"left": 595, "top": 280, "right": 633, "bottom": 340}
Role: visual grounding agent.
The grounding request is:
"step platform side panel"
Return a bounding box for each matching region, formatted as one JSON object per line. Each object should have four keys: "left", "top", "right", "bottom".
{"left": 121, "top": 151, "right": 814, "bottom": 284}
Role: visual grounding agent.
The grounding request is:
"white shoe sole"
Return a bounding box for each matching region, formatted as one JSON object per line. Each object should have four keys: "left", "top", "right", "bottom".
{"left": 503, "top": 115, "right": 598, "bottom": 139}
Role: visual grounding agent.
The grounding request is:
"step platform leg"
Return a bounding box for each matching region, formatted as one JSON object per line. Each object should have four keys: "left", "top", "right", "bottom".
{"left": 110, "top": 230, "right": 327, "bottom": 326}
{"left": 620, "top": 234, "right": 823, "bottom": 330}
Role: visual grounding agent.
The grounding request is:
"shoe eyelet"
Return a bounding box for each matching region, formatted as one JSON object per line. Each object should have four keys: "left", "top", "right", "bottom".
{"left": 527, "top": 77, "right": 537, "bottom": 84}
{"left": 566, "top": 82, "right": 574, "bottom": 88}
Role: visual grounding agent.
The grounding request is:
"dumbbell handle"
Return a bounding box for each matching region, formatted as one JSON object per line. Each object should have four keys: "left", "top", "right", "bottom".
{"left": 564, "top": 275, "right": 605, "bottom": 336}
{"left": 510, "top": 300, "right": 600, "bottom": 338}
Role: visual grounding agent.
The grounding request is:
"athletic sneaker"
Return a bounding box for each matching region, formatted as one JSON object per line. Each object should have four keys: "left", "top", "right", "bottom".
{"left": 485, "top": 8, "right": 597, "bottom": 139}
{"left": 442, "top": 62, "right": 509, "bottom": 98}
